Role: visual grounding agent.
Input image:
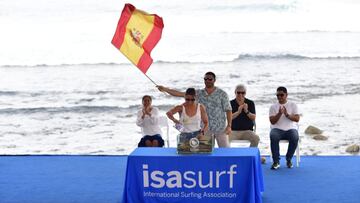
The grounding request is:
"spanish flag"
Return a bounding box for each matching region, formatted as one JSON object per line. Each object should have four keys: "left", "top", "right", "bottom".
{"left": 111, "top": 4, "right": 164, "bottom": 74}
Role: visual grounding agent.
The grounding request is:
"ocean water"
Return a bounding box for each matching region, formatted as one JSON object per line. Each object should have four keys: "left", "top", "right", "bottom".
{"left": 0, "top": 0, "right": 359, "bottom": 155}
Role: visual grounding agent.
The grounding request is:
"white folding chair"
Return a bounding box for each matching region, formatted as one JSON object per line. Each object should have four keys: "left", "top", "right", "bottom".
{"left": 230, "top": 122, "right": 256, "bottom": 148}
{"left": 157, "top": 116, "right": 170, "bottom": 147}
{"left": 275, "top": 139, "right": 300, "bottom": 167}
{"left": 270, "top": 124, "right": 301, "bottom": 167}
{"left": 230, "top": 140, "right": 252, "bottom": 147}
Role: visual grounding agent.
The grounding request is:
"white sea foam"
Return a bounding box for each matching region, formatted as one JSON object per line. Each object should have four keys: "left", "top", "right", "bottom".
{"left": 1, "top": 58, "right": 360, "bottom": 155}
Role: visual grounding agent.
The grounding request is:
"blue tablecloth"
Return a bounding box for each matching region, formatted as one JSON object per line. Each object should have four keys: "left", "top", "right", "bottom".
{"left": 122, "top": 148, "right": 264, "bottom": 203}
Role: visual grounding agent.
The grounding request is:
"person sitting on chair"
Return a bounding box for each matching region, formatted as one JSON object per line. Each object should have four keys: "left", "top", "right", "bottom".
{"left": 230, "top": 84, "right": 260, "bottom": 147}
{"left": 136, "top": 95, "right": 164, "bottom": 147}
{"left": 269, "top": 86, "right": 300, "bottom": 170}
{"left": 166, "top": 88, "right": 209, "bottom": 142}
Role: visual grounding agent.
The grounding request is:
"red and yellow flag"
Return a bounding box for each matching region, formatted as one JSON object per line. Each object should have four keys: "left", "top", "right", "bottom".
{"left": 111, "top": 4, "right": 164, "bottom": 73}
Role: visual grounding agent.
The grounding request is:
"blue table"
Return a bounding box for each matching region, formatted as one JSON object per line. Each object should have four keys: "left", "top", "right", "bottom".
{"left": 122, "top": 148, "right": 264, "bottom": 203}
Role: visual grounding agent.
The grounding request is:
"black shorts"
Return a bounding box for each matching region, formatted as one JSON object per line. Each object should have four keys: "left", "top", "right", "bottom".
{"left": 138, "top": 134, "right": 165, "bottom": 147}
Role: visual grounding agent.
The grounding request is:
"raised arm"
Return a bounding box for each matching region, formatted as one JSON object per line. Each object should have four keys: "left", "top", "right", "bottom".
{"left": 148, "top": 107, "right": 159, "bottom": 125}
{"left": 269, "top": 106, "right": 282, "bottom": 125}
{"left": 245, "top": 102, "right": 256, "bottom": 121}
{"left": 166, "top": 105, "right": 182, "bottom": 124}
{"left": 285, "top": 114, "right": 300, "bottom": 122}
{"left": 157, "top": 85, "right": 185, "bottom": 97}
{"left": 231, "top": 105, "right": 242, "bottom": 120}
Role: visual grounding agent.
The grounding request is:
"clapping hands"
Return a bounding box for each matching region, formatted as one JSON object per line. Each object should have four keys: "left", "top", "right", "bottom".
{"left": 278, "top": 106, "right": 288, "bottom": 115}
{"left": 238, "top": 103, "right": 248, "bottom": 113}
{"left": 141, "top": 106, "right": 152, "bottom": 118}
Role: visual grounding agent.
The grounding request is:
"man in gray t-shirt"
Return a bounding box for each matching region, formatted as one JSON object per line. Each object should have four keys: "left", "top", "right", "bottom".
{"left": 157, "top": 72, "right": 232, "bottom": 147}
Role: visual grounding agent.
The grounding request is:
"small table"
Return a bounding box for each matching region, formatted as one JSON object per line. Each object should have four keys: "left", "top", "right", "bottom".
{"left": 122, "top": 148, "right": 264, "bottom": 203}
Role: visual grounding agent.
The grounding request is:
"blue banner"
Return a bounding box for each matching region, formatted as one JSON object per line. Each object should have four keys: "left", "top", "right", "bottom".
{"left": 122, "top": 148, "right": 264, "bottom": 203}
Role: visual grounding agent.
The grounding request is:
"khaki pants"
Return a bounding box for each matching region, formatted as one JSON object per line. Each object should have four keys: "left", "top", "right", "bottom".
{"left": 230, "top": 130, "right": 260, "bottom": 147}
{"left": 209, "top": 130, "right": 230, "bottom": 148}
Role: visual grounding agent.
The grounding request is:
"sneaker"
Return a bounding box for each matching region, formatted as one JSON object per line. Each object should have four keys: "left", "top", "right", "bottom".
{"left": 287, "top": 160, "right": 293, "bottom": 168}
{"left": 261, "top": 157, "right": 266, "bottom": 164}
{"left": 271, "top": 162, "right": 280, "bottom": 170}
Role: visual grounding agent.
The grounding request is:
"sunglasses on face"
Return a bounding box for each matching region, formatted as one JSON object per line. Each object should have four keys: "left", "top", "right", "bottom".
{"left": 276, "top": 93, "right": 285, "bottom": 97}
{"left": 185, "top": 98, "right": 195, "bottom": 101}
{"left": 236, "top": 91, "right": 246, "bottom": 95}
{"left": 203, "top": 78, "right": 214, "bottom": 81}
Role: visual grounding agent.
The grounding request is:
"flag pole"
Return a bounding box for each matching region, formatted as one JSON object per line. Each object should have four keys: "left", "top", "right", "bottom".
{"left": 143, "top": 73, "right": 158, "bottom": 86}
{"left": 138, "top": 67, "right": 167, "bottom": 95}
{"left": 132, "top": 63, "right": 160, "bottom": 88}
{"left": 128, "top": 62, "right": 158, "bottom": 86}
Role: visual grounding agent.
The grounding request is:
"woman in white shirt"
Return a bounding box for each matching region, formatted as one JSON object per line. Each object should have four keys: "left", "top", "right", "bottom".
{"left": 136, "top": 95, "right": 164, "bottom": 147}
{"left": 166, "top": 88, "right": 209, "bottom": 141}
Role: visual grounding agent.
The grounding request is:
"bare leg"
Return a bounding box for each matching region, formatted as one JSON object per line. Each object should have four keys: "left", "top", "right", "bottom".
{"left": 152, "top": 140, "right": 159, "bottom": 147}
{"left": 145, "top": 140, "right": 152, "bottom": 147}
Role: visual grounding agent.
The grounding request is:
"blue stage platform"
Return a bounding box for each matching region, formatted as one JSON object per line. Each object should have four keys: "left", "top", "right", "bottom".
{"left": 0, "top": 155, "right": 359, "bottom": 203}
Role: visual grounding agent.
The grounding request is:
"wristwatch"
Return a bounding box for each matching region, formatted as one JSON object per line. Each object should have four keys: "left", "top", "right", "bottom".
{"left": 245, "top": 111, "right": 250, "bottom": 115}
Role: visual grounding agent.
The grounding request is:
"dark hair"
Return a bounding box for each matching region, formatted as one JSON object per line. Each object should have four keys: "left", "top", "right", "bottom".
{"left": 277, "top": 86, "right": 287, "bottom": 93}
{"left": 185, "top": 88, "right": 196, "bottom": 96}
{"left": 142, "top": 95, "right": 152, "bottom": 101}
{"left": 205, "top": 71, "right": 216, "bottom": 80}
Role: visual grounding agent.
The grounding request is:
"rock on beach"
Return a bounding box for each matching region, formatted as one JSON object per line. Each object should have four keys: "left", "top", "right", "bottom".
{"left": 304, "top": 125, "right": 323, "bottom": 135}
{"left": 346, "top": 144, "right": 360, "bottom": 153}
{"left": 312, "top": 134, "right": 328, "bottom": 140}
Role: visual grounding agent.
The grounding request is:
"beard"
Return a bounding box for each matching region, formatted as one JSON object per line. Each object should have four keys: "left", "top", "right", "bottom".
{"left": 205, "top": 83, "right": 214, "bottom": 88}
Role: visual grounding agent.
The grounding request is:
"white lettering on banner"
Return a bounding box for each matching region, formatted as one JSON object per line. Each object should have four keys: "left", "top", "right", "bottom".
{"left": 143, "top": 164, "right": 149, "bottom": 187}
{"left": 181, "top": 191, "right": 202, "bottom": 199}
{"left": 143, "top": 191, "right": 180, "bottom": 198}
{"left": 142, "top": 164, "right": 237, "bottom": 189}
{"left": 150, "top": 170, "right": 165, "bottom": 188}
{"left": 183, "top": 171, "right": 196, "bottom": 188}
{"left": 167, "top": 171, "right": 182, "bottom": 188}
{"left": 216, "top": 170, "right": 226, "bottom": 188}
{"left": 198, "top": 171, "right": 213, "bottom": 188}
{"left": 143, "top": 191, "right": 237, "bottom": 199}
{"left": 228, "top": 165, "right": 237, "bottom": 188}
{"left": 203, "top": 192, "right": 237, "bottom": 198}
